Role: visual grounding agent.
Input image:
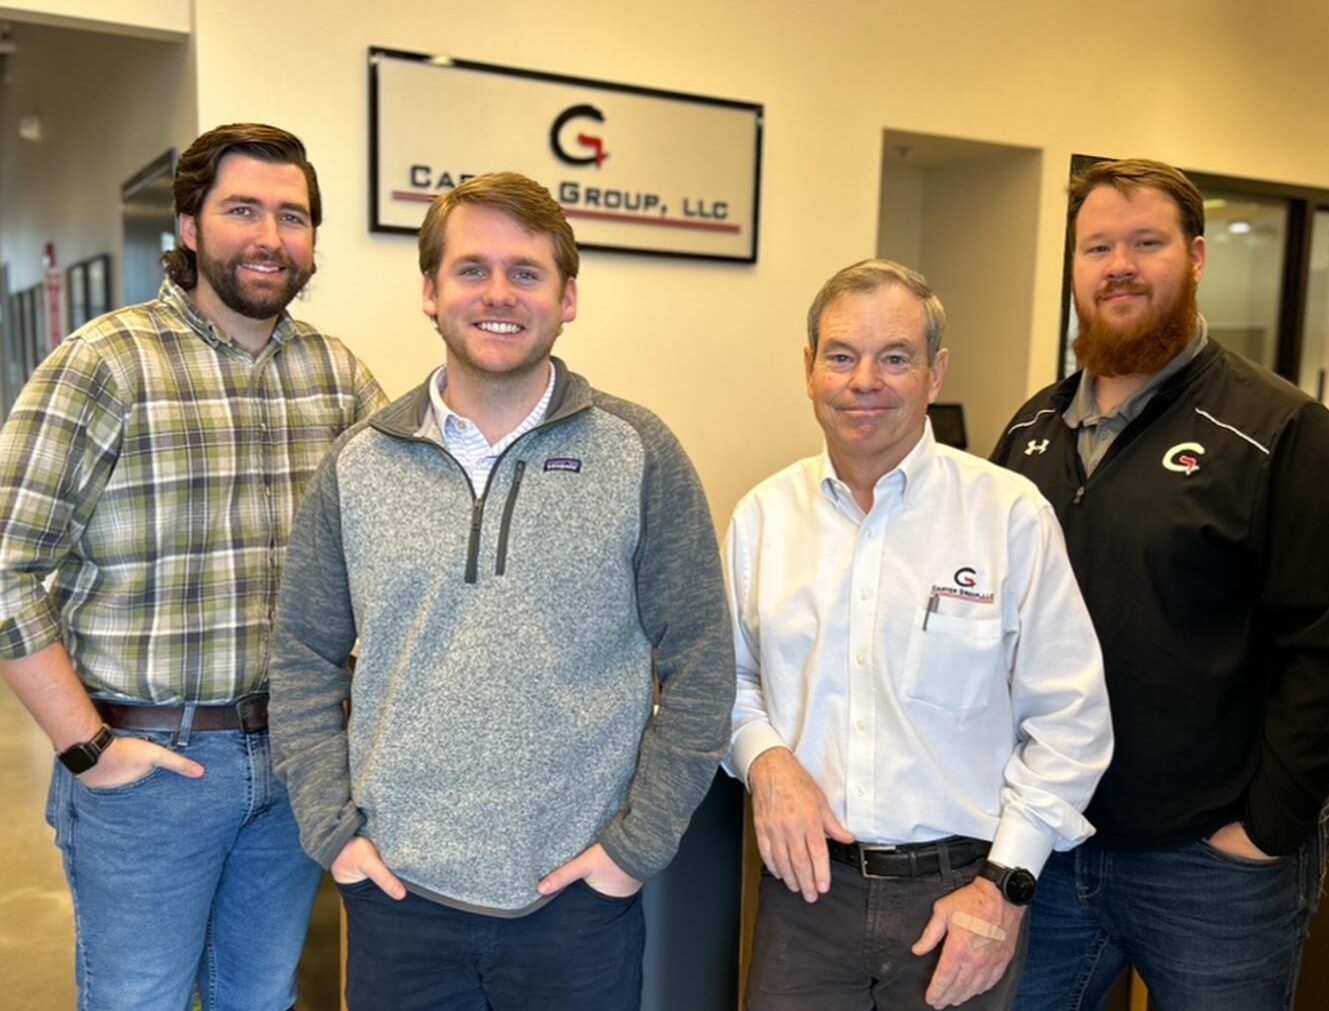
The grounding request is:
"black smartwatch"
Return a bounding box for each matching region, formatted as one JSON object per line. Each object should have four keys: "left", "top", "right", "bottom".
{"left": 58, "top": 725, "right": 115, "bottom": 774}
{"left": 977, "top": 860, "right": 1037, "bottom": 906}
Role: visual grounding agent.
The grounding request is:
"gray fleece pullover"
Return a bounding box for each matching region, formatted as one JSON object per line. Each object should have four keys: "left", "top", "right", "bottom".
{"left": 269, "top": 359, "right": 734, "bottom": 915}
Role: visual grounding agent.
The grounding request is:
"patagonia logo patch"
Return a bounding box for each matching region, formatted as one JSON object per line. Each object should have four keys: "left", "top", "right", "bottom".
{"left": 544, "top": 457, "right": 582, "bottom": 473}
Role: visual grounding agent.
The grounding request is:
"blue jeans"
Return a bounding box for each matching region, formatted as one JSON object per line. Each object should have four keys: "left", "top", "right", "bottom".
{"left": 338, "top": 877, "right": 646, "bottom": 1010}
{"left": 1013, "top": 829, "right": 1327, "bottom": 1011}
{"left": 46, "top": 726, "right": 323, "bottom": 1011}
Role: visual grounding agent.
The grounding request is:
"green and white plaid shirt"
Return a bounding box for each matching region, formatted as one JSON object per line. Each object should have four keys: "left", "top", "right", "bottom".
{"left": 0, "top": 281, "right": 386, "bottom": 703}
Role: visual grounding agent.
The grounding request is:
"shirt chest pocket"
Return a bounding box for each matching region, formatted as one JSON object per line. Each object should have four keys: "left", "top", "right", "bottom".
{"left": 900, "top": 610, "right": 1005, "bottom": 712}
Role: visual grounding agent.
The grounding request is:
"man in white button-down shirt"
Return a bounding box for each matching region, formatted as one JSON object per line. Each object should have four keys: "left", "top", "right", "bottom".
{"left": 726, "top": 259, "right": 1112, "bottom": 1011}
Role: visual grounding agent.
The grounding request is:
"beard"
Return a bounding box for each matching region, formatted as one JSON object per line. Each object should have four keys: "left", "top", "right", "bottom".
{"left": 195, "top": 233, "right": 312, "bottom": 321}
{"left": 1073, "top": 269, "right": 1198, "bottom": 377}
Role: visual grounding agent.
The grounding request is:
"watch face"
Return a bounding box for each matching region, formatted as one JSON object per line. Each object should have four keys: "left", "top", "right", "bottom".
{"left": 59, "top": 744, "right": 98, "bottom": 775}
{"left": 59, "top": 725, "right": 112, "bottom": 775}
{"left": 1006, "top": 869, "right": 1037, "bottom": 905}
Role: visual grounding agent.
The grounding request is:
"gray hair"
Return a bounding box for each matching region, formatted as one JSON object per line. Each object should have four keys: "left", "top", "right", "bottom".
{"left": 806, "top": 258, "right": 946, "bottom": 362}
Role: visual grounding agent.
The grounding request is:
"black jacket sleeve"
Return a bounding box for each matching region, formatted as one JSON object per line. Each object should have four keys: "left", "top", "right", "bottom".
{"left": 1245, "top": 400, "right": 1329, "bottom": 854}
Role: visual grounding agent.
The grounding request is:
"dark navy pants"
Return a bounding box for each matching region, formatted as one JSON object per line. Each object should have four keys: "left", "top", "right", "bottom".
{"left": 338, "top": 878, "right": 645, "bottom": 1011}
{"left": 1014, "top": 826, "right": 1327, "bottom": 1011}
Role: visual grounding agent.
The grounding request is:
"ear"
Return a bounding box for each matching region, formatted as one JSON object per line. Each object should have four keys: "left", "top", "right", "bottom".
{"left": 1189, "top": 234, "right": 1207, "bottom": 285}
{"left": 180, "top": 214, "right": 198, "bottom": 253}
{"left": 421, "top": 272, "right": 439, "bottom": 323}
{"left": 927, "top": 348, "right": 950, "bottom": 404}
{"left": 804, "top": 345, "right": 816, "bottom": 398}
{"left": 561, "top": 277, "right": 578, "bottom": 324}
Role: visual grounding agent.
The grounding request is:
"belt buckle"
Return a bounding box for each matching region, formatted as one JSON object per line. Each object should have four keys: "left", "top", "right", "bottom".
{"left": 858, "top": 844, "right": 898, "bottom": 879}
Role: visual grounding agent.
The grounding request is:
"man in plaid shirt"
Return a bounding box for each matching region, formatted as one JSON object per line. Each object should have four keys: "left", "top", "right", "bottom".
{"left": 0, "top": 123, "right": 384, "bottom": 1010}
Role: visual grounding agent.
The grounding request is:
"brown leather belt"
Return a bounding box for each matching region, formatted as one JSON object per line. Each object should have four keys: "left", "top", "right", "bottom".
{"left": 93, "top": 693, "right": 269, "bottom": 734}
{"left": 828, "top": 836, "right": 990, "bottom": 878}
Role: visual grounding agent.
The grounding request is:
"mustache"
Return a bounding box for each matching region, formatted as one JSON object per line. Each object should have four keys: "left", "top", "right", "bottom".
{"left": 240, "top": 251, "right": 296, "bottom": 268}
{"left": 1098, "top": 280, "right": 1150, "bottom": 300}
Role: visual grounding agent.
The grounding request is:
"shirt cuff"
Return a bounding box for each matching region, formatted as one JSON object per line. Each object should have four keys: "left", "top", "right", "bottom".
{"left": 728, "top": 721, "right": 788, "bottom": 785}
{"left": 989, "top": 812, "right": 1056, "bottom": 877}
{"left": 0, "top": 594, "right": 63, "bottom": 660}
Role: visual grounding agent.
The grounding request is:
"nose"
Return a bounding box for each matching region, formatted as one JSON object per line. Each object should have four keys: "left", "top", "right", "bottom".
{"left": 253, "top": 212, "right": 281, "bottom": 251}
{"left": 1104, "top": 243, "right": 1137, "bottom": 279}
{"left": 483, "top": 273, "right": 517, "bottom": 306}
{"left": 848, "top": 356, "right": 884, "bottom": 392}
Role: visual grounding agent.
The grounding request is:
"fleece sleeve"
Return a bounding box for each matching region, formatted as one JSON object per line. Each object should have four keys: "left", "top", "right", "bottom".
{"left": 595, "top": 415, "right": 735, "bottom": 882}
{"left": 268, "top": 442, "right": 366, "bottom": 868}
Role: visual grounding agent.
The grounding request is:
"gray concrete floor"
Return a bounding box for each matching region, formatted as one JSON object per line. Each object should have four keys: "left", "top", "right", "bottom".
{"left": 0, "top": 687, "right": 341, "bottom": 1009}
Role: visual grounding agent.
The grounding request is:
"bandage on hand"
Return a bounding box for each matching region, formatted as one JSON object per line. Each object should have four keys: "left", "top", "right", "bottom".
{"left": 951, "top": 911, "right": 1007, "bottom": 941}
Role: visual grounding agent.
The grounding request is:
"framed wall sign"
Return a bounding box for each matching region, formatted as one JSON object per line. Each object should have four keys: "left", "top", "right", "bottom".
{"left": 370, "top": 48, "right": 764, "bottom": 263}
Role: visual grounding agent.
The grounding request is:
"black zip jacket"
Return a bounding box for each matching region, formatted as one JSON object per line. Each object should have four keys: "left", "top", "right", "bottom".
{"left": 992, "top": 340, "right": 1329, "bottom": 855}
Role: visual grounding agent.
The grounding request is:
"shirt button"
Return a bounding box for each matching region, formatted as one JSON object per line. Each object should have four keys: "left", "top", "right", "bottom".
{"left": 855, "top": 653, "right": 866, "bottom": 666}
{"left": 856, "top": 720, "right": 866, "bottom": 732}
{"left": 857, "top": 786, "right": 866, "bottom": 797}
{"left": 859, "top": 588, "right": 871, "bottom": 601}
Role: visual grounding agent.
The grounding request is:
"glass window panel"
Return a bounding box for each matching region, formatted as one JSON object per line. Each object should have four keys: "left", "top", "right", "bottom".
{"left": 1199, "top": 193, "right": 1287, "bottom": 370}
{"left": 1300, "top": 209, "right": 1329, "bottom": 405}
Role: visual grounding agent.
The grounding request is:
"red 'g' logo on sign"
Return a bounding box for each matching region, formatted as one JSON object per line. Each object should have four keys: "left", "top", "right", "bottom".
{"left": 551, "top": 105, "right": 609, "bottom": 167}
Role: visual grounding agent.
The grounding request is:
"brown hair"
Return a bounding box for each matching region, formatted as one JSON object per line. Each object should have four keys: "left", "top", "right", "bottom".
{"left": 1067, "top": 158, "right": 1205, "bottom": 243}
{"left": 417, "top": 172, "right": 579, "bottom": 285}
{"left": 806, "top": 258, "right": 946, "bottom": 362}
{"left": 163, "top": 123, "right": 321, "bottom": 289}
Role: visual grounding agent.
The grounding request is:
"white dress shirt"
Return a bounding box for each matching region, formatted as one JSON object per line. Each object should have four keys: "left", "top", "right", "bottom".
{"left": 725, "top": 422, "right": 1112, "bottom": 875}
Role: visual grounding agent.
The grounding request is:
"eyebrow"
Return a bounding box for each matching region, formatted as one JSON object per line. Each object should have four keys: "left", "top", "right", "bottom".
{"left": 1079, "top": 226, "right": 1168, "bottom": 243}
{"left": 217, "top": 194, "right": 311, "bottom": 216}
{"left": 819, "top": 338, "right": 916, "bottom": 355}
{"left": 453, "top": 254, "right": 547, "bottom": 271}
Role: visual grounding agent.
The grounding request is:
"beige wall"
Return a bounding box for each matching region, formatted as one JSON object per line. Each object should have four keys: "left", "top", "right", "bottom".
{"left": 184, "top": 0, "right": 1329, "bottom": 523}
{"left": 8, "top": 0, "right": 1329, "bottom": 522}
{"left": 879, "top": 140, "right": 1041, "bottom": 454}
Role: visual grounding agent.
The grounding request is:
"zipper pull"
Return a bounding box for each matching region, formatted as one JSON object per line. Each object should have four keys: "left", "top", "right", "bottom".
{"left": 464, "top": 499, "right": 485, "bottom": 584}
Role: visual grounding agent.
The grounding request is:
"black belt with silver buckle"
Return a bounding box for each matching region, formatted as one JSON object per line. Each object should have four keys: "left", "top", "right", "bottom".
{"left": 828, "top": 837, "right": 990, "bottom": 878}
{"left": 93, "top": 693, "right": 269, "bottom": 734}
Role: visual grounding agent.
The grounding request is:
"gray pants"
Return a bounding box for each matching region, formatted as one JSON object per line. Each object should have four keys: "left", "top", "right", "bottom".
{"left": 747, "top": 856, "right": 1028, "bottom": 1010}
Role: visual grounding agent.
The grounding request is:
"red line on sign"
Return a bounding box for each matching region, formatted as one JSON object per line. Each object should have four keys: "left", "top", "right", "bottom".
{"left": 563, "top": 208, "right": 740, "bottom": 233}
{"left": 389, "top": 191, "right": 741, "bottom": 234}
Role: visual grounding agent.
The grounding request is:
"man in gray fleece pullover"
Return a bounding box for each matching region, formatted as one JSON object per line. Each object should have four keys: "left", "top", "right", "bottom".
{"left": 268, "top": 173, "right": 733, "bottom": 1011}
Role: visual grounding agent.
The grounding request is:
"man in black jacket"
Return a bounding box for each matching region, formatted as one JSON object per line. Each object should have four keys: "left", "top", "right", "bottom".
{"left": 993, "top": 158, "right": 1329, "bottom": 1011}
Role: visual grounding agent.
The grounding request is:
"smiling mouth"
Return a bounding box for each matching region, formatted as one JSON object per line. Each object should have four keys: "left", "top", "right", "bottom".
{"left": 840, "top": 405, "right": 890, "bottom": 416}
{"left": 475, "top": 321, "right": 524, "bottom": 334}
{"left": 240, "top": 262, "right": 286, "bottom": 276}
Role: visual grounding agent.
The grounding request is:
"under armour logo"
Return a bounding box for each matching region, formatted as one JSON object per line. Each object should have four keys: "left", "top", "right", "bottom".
{"left": 1024, "top": 439, "right": 1050, "bottom": 456}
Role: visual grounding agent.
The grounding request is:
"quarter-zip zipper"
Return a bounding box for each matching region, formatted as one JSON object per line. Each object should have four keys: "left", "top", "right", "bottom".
{"left": 373, "top": 390, "right": 589, "bottom": 585}
{"left": 464, "top": 498, "right": 486, "bottom": 583}
{"left": 495, "top": 461, "right": 526, "bottom": 576}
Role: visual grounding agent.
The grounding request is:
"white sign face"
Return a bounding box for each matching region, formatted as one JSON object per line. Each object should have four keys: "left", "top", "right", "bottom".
{"left": 370, "top": 49, "right": 763, "bottom": 262}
